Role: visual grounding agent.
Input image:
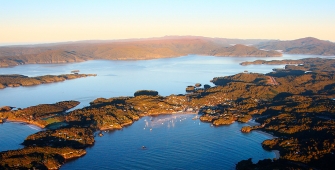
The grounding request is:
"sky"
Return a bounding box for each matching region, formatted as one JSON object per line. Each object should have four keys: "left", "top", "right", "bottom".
{"left": 1, "top": 0, "right": 335, "bottom": 45}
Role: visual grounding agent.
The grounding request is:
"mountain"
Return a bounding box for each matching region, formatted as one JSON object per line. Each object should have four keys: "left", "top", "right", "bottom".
{"left": 0, "top": 36, "right": 279, "bottom": 67}
{"left": 257, "top": 37, "right": 335, "bottom": 56}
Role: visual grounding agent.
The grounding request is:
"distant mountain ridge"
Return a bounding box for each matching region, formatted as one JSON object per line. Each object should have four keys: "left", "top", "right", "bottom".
{"left": 0, "top": 36, "right": 280, "bottom": 67}
{"left": 1, "top": 36, "right": 333, "bottom": 67}
{"left": 257, "top": 37, "right": 335, "bottom": 56}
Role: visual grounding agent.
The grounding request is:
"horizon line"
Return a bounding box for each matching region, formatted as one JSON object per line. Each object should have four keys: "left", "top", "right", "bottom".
{"left": 0, "top": 35, "right": 331, "bottom": 47}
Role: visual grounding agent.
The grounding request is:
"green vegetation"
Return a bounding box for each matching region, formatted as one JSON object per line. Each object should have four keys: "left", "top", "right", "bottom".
{"left": 23, "top": 127, "right": 94, "bottom": 149}
{"left": 0, "top": 101, "right": 79, "bottom": 127}
{"left": 134, "top": 90, "right": 159, "bottom": 97}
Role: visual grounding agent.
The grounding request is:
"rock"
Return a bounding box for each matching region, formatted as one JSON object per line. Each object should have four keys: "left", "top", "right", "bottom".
{"left": 0, "top": 106, "right": 13, "bottom": 112}
{"left": 204, "top": 84, "right": 211, "bottom": 89}
{"left": 241, "top": 126, "right": 252, "bottom": 133}
{"left": 199, "top": 114, "right": 217, "bottom": 122}
{"left": 186, "top": 86, "right": 195, "bottom": 92}
{"left": 195, "top": 83, "right": 201, "bottom": 87}
{"left": 213, "top": 117, "right": 235, "bottom": 125}
{"left": 7, "top": 83, "right": 20, "bottom": 87}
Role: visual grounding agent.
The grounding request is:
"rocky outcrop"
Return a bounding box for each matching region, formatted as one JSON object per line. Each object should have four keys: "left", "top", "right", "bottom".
{"left": 213, "top": 117, "right": 235, "bottom": 125}
{"left": 241, "top": 126, "right": 252, "bottom": 133}
{"left": 0, "top": 106, "right": 13, "bottom": 112}
{"left": 61, "top": 149, "right": 86, "bottom": 159}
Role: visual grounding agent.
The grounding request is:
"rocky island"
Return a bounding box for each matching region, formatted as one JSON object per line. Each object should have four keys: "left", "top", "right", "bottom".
{"left": 1, "top": 57, "right": 335, "bottom": 169}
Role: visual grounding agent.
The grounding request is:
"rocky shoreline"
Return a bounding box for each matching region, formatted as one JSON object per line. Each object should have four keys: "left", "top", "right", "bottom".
{"left": 1, "top": 57, "right": 335, "bottom": 169}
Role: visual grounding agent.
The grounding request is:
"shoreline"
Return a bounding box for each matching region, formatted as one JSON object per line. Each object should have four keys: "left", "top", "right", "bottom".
{"left": 253, "top": 130, "right": 280, "bottom": 159}
{"left": 253, "top": 129, "right": 276, "bottom": 138}
{"left": 1, "top": 108, "right": 281, "bottom": 168}
{"left": 2, "top": 112, "right": 198, "bottom": 131}
{"left": 5, "top": 119, "right": 45, "bottom": 129}
{"left": 0, "top": 51, "right": 284, "bottom": 68}
{"left": 99, "top": 112, "right": 197, "bottom": 131}
{"left": 273, "top": 150, "right": 280, "bottom": 159}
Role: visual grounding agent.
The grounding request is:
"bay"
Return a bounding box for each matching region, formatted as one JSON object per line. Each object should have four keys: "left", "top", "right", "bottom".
{"left": 62, "top": 114, "right": 275, "bottom": 170}
{"left": 0, "top": 54, "right": 321, "bottom": 109}
{"left": 0, "top": 122, "right": 41, "bottom": 152}
{"left": 0, "top": 54, "right": 327, "bottom": 169}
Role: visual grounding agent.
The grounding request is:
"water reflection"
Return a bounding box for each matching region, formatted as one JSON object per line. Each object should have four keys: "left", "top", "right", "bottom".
{"left": 143, "top": 114, "right": 193, "bottom": 129}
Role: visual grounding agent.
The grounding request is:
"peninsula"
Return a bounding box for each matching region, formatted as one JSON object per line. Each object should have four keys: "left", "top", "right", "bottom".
{"left": 0, "top": 73, "right": 97, "bottom": 89}
{"left": 1, "top": 57, "right": 335, "bottom": 169}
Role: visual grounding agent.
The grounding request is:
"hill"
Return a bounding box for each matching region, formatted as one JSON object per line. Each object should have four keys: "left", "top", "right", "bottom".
{"left": 257, "top": 37, "right": 335, "bottom": 56}
{"left": 0, "top": 36, "right": 278, "bottom": 67}
{"left": 211, "top": 44, "right": 281, "bottom": 57}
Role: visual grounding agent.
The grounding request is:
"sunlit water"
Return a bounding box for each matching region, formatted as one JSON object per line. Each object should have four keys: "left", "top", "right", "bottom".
{"left": 0, "top": 122, "right": 41, "bottom": 152}
{"left": 0, "top": 54, "right": 330, "bottom": 169}
{"left": 62, "top": 114, "right": 274, "bottom": 170}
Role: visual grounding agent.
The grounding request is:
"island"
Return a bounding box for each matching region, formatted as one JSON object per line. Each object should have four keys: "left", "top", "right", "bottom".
{"left": 0, "top": 73, "right": 97, "bottom": 89}
{"left": 1, "top": 57, "right": 335, "bottom": 169}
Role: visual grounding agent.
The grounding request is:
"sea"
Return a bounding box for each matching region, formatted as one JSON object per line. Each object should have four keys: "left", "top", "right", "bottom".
{"left": 0, "top": 54, "right": 327, "bottom": 169}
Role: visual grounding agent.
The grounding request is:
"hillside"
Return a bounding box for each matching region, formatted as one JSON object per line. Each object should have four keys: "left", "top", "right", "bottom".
{"left": 257, "top": 37, "right": 335, "bottom": 56}
{"left": 211, "top": 44, "right": 282, "bottom": 57}
{"left": 0, "top": 36, "right": 278, "bottom": 67}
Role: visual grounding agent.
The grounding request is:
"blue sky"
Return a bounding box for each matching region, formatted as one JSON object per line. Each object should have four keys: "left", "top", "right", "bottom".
{"left": 1, "top": 0, "right": 335, "bottom": 44}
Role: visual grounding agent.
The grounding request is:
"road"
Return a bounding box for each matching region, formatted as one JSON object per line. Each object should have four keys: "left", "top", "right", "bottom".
{"left": 267, "top": 76, "right": 279, "bottom": 85}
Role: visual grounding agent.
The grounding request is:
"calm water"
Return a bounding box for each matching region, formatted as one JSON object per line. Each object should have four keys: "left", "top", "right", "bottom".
{"left": 0, "top": 54, "right": 323, "bottom": 109}
{"left": 0, "top": 122, "right": 41, "bottom": 152}
{"left": 0, "top": 54, "right": 328, "bottom": 169}
{"left": 62, "top": 114, "right": 275, "bottom": 170}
